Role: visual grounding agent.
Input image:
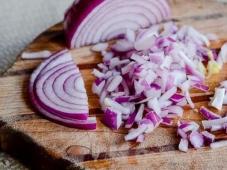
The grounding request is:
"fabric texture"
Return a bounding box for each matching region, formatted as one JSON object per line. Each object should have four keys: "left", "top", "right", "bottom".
{"left": 0, "top": 0, "right": 74, "bottom": 74}
{"left": 0, "top": 0, "right": 74, "bottom": 169}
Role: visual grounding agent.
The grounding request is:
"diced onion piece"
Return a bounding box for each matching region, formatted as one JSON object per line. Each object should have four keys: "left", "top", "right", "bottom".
{"left": 107, "top": 75, "right": 123, "bottom": 92}
{"left": 148, "top": 98, "right": 161, "bottom": 115}
{"left": 92, "top": 43, "right": 108, "bottom": 52}
{"left": 178, "top": 139, "right": 189, "bottom": 152}
{"left": 210, "top": 125, "right": 223, "bottom": 132}
{"left": 210, "top": 140, "right": 227, "bottom": 149}
{"left": 136, "top": 134, "right": 145, "bottom": 143}
{"left": 201, "top": 131, "right": 215, "bottom": 143}
{"left": 202, "top": 117, "right": 227, "bottom": 129}
{"left": 135, "top": 104, "right": 145, "bottom": 122}
{"left": 103, "top": 108, "right": 122, "bottom": 129}
{"left": 124, "top": 124, "right": 147, "bottom": 141}
{"left": 189, "top": 131, "right": 204, "bottom": 149}
{"left": 199, "top": 106, "right": 221, "bottom": 120}
{"left": 21, "top": 50, "right": 51, "bottom": 59}
{"left": 104, "top": 98, "right": 130, "bottom": 114}
{"left": 210, "top": 88, "right": 225, "bottom": 110}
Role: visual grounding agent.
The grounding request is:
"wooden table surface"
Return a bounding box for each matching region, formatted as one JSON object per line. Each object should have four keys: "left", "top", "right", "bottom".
{"left": 0, "top": 0, "right": 227, "bottom": 169}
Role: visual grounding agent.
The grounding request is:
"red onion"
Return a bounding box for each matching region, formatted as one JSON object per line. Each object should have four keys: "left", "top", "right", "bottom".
{"left": 64, "top": 0, "right": 170, "bottom": 48}
{"left": 91, "top": 22, "right": 223, "bottom": 144}
{"left": 178, "top": 139, "right": 189, "bottom": 152}
{"left": 210, "top": 88, "right": 225, "bottom": 111}
{"left": 202, "top": 117, "right": 227, "bottom": 130}
{"left": 22, "top": 50, "right": 52, "bottom": 59}
{"left": 201, "top": 131, "right": 215, "bottom": 144}
{"left": 189, "top": 131, "right": 204, "bottom": 149}
{"left": 103, "top": 107, "right": 122, "bottom": 129}
{"left": 30, "top": 49, "right": 96, "bottom": 129}
{"left": 199, "top": 106, "right": 221, "bottom": 120}
{"left": 210, "top": 140, "right": 227, "bottom": 149}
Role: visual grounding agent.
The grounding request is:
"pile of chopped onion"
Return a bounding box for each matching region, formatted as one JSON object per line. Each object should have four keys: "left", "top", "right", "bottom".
{"left": 30, "top": 49, "right": 96, "bottom": 129}
{"left": 91, "top": 22, "right": 224, "bottom": 142}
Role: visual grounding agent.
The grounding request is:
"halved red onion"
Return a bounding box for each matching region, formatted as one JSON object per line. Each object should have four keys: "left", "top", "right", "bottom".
{"left": 64, "top": 0, "right": 170, "bottom": 48}
{"left": 30, "top": 49, "right": 96, "bottom": 129}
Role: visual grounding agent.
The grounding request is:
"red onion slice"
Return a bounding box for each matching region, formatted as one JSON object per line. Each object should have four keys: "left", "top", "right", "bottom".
{"left": 64, "top": 0, "right": 170, "bottom": 48}
{"left": 30, "top": 50, "right": 96, "bottom": 129}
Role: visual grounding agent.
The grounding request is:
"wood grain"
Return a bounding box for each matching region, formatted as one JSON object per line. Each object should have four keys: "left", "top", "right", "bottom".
{"left": 0, "top": 1, "right": 227, "bottom": 169}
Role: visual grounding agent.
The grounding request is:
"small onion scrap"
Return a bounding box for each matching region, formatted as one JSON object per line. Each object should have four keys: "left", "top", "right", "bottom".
{"left": 30, "top": 49, "right": 96, "bottom": 129}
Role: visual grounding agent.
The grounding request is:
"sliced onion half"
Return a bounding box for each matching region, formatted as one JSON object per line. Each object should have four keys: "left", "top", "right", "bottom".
{"left": 64, "top": 0, "right": 170, "bottom": 48}
{"left": 30, "top": 49, "right": 96, "bottom": 129}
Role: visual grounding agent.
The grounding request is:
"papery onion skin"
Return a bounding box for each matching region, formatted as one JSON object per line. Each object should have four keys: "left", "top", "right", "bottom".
{"left": 64, "top": 0, "right": 170, "bottom": 48}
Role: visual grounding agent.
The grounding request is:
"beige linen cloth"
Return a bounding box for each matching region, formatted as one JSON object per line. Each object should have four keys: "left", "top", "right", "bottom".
{"left": 0, "top": 0, "right": 74, "bottom": 74}
{"left": 0, "top": 0, "right": 73, "bottom": 169}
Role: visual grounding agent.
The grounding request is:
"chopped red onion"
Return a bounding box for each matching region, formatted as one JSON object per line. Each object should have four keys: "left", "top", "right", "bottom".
{"left": 218, "top": 43, "right": 227, "bottom": 63}
{"left": 210, "top": 140, "right": 227, "bottom": 149}
{"left": 92, "top": 43, "right": 108, "bottom": 52}
{"left": 161, "top": 117, "right": 173, "bottom": 126}
{"left": 177, "top": 128, "right": 187, "bottom": 139}
{"left": 124, "top": 124, "right": 148, "bottom": 141}
{"left": 201, "top": 131, "right": 215, "bottom": 143}
{"left": 148, "top": 98, "right": 161, "bottom": 115}
{"left": 202, "top": 117, "right": 227, "bottom": 129}
{"left": 199, "top": 106, "right": 221, "bottom": 120}
{"left": 210, "top": 88, "right": 225, "bottom": 110}
{"left": 91, "top": 22, "right": 220, "bottom": 142}
{"left": 145, "top": 111, "right": 161, "bottom": 128}
{"left": 22, "top": 50, "right": 51, "bottom": 59}
{"left": 192, "top": 83, "right": 209, "bottom": 92}
{"left": 104, "top": 98, "right": 130, "bottom": 114}
{"left": 170, "top": 93, "right": 184, "bottom": 103}
{"left": 103, "top": 107, "right": 122, "bottom": 129}
{"left": 210, "top": 125, "right": 223, "bottom": 132}
{"left": 159, "top": 87, "right": 177, "bottom": 103}
{"left": 107, "top": 75, "right": 123, "bottom": 92}
{"left": 189, "top": 131, "right": 204, "bottom": 149}
{"left": 178, "top": 139, "right": 189, "bottom": 152}
{"left": 136, "top": 134, "right": 145, "bottom": 143}
{"left": 135, "top": 104, "right": 145, "bottom": 122}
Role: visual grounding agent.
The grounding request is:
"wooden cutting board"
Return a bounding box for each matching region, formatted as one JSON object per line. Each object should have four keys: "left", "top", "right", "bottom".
{"left": 1, "top": 1, "right": 227, "bottom": 169}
